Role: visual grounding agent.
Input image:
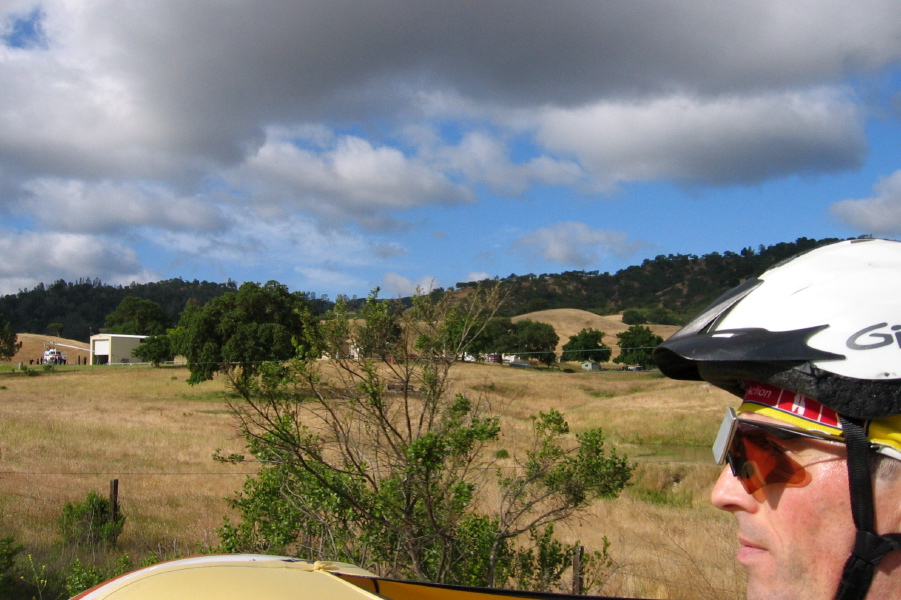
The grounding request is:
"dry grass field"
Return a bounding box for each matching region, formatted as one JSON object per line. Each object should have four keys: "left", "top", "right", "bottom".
{"left": 0, "top": 366, "right": 244, "bottom": 553}
{"left": 0, "top": 356, "right": 746, "bottom": 599}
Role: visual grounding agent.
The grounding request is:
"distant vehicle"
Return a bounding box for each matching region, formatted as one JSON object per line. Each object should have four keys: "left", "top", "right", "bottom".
{"left": 43, "top": 348, "right": 65, "bottom": 365}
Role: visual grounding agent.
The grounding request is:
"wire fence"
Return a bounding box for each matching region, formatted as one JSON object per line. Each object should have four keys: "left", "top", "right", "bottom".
{"left": 3, "top": 345, "right": 662, "bottom": 374}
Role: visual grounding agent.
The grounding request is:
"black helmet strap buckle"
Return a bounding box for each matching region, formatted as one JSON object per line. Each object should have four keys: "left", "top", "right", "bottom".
{"left": 834, "top": 416, "right": 901, "bottom": 600}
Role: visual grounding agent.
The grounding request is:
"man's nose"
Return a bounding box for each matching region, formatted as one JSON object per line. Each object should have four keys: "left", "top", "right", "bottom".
{"left": 711, "top": 464, "right": 757, "bottom": 513}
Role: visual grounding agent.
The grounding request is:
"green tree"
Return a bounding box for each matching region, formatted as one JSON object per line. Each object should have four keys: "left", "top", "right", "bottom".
{"left": 561, "top": 328, "right": 611, "bottom": 363}
{"left": 169, "top": 281, "right": 313, "bottom": 386}
{"left": 468, "top": 317, "right": 518, "bottom": 358}
{"left": 0, "top": 315, "right": 21, "bottom": 361}
{"left": 104, "top": 297, "right": 170, "bottom": 335}
{"left": 621, "top": 309, "right": 646, "bottom": 325}
{"left": 647, "top": 307, "right": 681, "bottom": 326}
{"left": 47, "top": 322, "right": 64, "bottom": 337}
{"left": 216, "top": 285, "right": 631, "bottom": 592}
{"left": 132, "top": 335, "right": 174, "bottom": 367}
{"left": 613, "top": 325, "right": 664, "bottom": 369}
{"left": 510, "top": 320, "right": 558, "bottom": 366}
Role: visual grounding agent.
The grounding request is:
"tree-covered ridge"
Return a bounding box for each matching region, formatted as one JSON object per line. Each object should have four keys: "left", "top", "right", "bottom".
{"left": 0, "top": 278, "right": 241, "bottom": 342}
{"left": 0, "top": 237, "right": 846, "bottom": 341}
{"left": 481, "top": 237, "right": 844, "bottom": 319}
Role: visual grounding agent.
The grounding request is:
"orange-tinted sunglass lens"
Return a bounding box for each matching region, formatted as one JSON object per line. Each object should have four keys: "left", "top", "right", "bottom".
{"left": 728, "top": 423, "right": 808, "bottom": 494}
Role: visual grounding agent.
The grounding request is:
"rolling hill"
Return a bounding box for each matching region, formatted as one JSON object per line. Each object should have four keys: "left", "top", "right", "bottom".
{"left": 3, "top": 333, "right": 90, "bottom": 366}
{"left": 512, "top": 308, "right": 681, "bottom": 357}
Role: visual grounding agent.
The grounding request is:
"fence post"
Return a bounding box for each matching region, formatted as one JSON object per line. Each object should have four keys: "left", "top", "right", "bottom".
{"left": 109, "top": 479, "right": 119, "bottom": 522}
{"left": 572, "top": 544, "right": 584, "bottom": 595}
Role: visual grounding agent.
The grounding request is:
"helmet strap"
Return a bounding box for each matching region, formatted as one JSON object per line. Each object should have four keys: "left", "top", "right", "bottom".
{"left": 834, "top": 416, "right": 901, "bottom": 600}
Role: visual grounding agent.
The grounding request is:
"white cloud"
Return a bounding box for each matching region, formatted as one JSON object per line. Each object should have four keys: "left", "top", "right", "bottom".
{"left": 381, "top": 272, "right": 437, "bottom": 297}
{"left": 294, "top": 266, "right": 368, "bottom": 296}
{"left": 513, "top": 222, "right": 641, "bottom": 267}
{"left": 240, "top": 128, "right": 472, "bottom": 228}
{"left": 20, "top": 178, "right": 227, "bottom": 233}
{"left": 439, "top": 131, "right": 583, "bottom": 196}
{"left": 830, "top": 170, "right": 901, "bottom": 235}
{"left": 0, "top": 230, "right": 157, "bottom": 295}
{"left": 156, "top": 212, "right": 396, "bottom": 271}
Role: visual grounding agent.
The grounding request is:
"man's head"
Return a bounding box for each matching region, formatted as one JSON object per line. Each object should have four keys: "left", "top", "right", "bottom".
{"left": 709, "top": 383, "right": 901, "bottom": 599}
{"left": 653, "top": 238, "right": 901, "bottom": 600}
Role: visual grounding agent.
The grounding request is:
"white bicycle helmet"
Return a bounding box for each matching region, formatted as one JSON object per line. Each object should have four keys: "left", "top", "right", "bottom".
{"left": 654, "top": 238, "right": 901, "bottom": 600}
{"left": 655, "top": 238, "right": 901, "bottom": 418}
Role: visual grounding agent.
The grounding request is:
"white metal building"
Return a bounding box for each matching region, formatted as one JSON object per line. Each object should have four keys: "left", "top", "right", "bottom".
{"left": 89, "top": 334, "right": 148, "bottom": 365}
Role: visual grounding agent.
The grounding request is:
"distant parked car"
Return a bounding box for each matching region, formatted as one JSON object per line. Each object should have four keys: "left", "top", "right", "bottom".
{"left": 43, "top": 348, "right": 65, "bottom": 365}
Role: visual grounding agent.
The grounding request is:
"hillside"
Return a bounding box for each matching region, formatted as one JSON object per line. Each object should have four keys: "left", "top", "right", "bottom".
{"left": 0, "top": 237, "right": 848, "bottom": 341}
{"left": 4, "top": 333, "right": 91, "bottom": 367}
{"left": 485, "top": 236, "right": 845, "bottom": 318}
{"left": 0, "top": 278, "right": 243, "bottom": 342}
{"left": 513, "top": 309, "right": 681, "bottom": 356}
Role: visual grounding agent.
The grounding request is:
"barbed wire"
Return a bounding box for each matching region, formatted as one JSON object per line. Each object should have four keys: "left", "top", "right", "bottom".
{"left": 94, "top": 345, "right": 659, "bottom": 366}
{"left": 0, "top": 471, "right": 256, "bottom": 476}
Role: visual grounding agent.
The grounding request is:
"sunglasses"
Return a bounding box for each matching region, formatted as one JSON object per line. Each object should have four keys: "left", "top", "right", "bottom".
{"left": 713, "top": 407, "right": 847, "bottom": 494}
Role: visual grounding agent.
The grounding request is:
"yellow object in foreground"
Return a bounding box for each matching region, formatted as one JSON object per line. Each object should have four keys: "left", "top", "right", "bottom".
{"left": 70, "top": 554, "right": 641, "bottom": 600}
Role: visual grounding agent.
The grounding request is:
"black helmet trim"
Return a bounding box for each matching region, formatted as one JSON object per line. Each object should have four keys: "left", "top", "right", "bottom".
{"left": 654, "top": 324, "right": 844, "bottom": 382}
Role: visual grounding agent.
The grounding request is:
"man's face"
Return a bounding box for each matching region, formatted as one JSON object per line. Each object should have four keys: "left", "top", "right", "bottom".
{"left": 710, "top": 413, "right": 901, "bottom": 600}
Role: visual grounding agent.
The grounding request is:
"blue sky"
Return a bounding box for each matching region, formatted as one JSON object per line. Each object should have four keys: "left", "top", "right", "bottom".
{"left": 1, "top": 2, "right": 901, "bottom": 300}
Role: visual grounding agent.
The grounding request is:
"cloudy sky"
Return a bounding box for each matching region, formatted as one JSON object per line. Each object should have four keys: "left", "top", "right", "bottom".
{"left": 2, "top": 1, "right": 901, "bottom": 299}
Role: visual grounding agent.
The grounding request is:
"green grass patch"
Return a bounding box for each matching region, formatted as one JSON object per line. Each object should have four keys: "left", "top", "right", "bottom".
{"left": 627, "top": 462, "right": 719, "bottom": 508}
{"left": 178, "top": 390, "right": 234, "bottom": 403}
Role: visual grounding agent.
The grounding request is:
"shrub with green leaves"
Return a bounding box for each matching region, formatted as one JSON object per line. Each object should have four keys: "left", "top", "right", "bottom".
{"left": 58, "top": 491, "right": 125, "bottom": 548}
{"left": 64, "top": 558, "right": 106, "bottom": 597}
{"left": 0, "top": 534, "right": 22, "bottom": 589}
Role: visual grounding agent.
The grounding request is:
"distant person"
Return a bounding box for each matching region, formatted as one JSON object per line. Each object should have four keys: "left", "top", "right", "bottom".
{"left": 654, "top": 238, "right": 901, "bottom": 600}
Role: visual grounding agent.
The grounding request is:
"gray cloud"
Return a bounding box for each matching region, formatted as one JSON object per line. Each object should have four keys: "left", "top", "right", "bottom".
{"left": 81, "top": 1, "right": 901, "bottom": 119}
{"left": 5, "top": 1, "right": 898, "bottom": 180}
{"left": 536, "top": 90, "right": 866, "bottom": 187}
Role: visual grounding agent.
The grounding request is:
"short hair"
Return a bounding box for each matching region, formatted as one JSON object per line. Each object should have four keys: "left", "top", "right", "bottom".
{"left": 872, "top": 452, "right": 901, "bottom": 481}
